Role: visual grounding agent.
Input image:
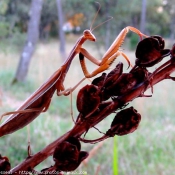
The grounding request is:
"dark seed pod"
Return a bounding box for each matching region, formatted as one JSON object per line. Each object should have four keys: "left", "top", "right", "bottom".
{"left": 135, "top": 35, "right": 170, "bottom": 67}
{"left": 106, "top": 107, "right": 141, "bottom": 136}
{"left": 102, "top": 65, "right": 149, "bottom": 99}
{"left": 103, "top": 73, "right": 136, "bottom": 98}
{"left": 103, "top": 62, "right": 123, "bottom": 89}
{"left": 106, "top": 62, "right": 123, "bottom": 80}
{"left": 0, "top": 154, "right": 11, "bottom": 171}
{"left": 91, "top": 63, "right": 123, "bottom": 101}
{"left": 101, "top": 63, "right": 123, "bottom": 100}
{"left": 53, "top": 137, "right": 88, "bottom": 172}
{"left": 152, "top": 35, "right": 165, "bottom": 49}
{"left": 92, "top": 73, "right": 106, "bottom": 87}
{"left": 77, "top": 84, "right": 100, "bottom": 117}
{"left": 130, "top": 67, "right": 150, "bottom": 87}
{"left": 66, "top": 137, "right": 81, "bottom": 151}
{"left": 113, "top": 73, "right": 136, "bottom": 95}
{"left": 171, "top": 44, "right": 175, "bottom": 59}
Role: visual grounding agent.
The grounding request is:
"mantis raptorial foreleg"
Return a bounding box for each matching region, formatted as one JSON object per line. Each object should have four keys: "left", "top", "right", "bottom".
{"left": 79, "top": 26, "right": 148, "bottom": 78}
{"left": 0, "top": 98, "right": 51, "bottom": 123}
{"left": 79, "top": 51, "right": 128, "bottom": 78}
{"left": 58, "top": 26, "right": 148, "bottom": 95}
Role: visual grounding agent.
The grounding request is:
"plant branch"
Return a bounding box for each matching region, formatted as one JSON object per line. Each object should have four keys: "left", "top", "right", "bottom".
{"left": 10, "top": 58, "right": 175, "bottom": 174}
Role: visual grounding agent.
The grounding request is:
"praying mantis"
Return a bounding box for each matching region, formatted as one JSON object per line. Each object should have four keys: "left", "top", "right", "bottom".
{"left": 0, "top": 12, "right": 148, "bottom": 137}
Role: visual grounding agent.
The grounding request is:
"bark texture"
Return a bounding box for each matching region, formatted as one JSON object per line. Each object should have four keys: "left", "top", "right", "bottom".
{"left": 13, "top": 0, "right": 43, "bottom": 83}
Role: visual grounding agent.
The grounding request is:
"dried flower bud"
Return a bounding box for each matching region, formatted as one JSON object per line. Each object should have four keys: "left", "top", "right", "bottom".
{"left": 103, "top": 73, "right": 136, "bottom": 99}
{"left": 92, "top": 73, "right": 106, "bottom": 87}
{"left": 53, "top": 137, "right": 88, "bottom": 172}
{"left": 0, "top": 154, "right": 11, "bottom": 171}
{"left": 106, "top": 107, "right": 141, "bottom": 136}
{"left": 101, "top": 63, "right": 123, "bottom": 100}
{"left": 104, "top": 62, "right": 123, "bottom": 85}
{"left": 77, "top": 84, "right": 100, "bottom": 117}
{"left": 135, "top": 36, "right": 170, "bottom": 67}
{"left": 130, "top": 67, "right": 150, "bottom": 86}
{"left": 171, "top": 44, "right": 175, "bottom": 59}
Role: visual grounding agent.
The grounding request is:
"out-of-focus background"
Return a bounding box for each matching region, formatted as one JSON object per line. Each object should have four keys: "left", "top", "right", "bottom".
{"left": 0, "top": 0, "right": 175, "bottom": 174}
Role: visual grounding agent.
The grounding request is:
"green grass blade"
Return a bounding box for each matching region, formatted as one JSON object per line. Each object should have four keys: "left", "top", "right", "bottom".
{"left": 113, "top": 136, "right": 118, "bottom": 175}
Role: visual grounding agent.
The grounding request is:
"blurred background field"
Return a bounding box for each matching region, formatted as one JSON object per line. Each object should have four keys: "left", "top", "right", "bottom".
{"left": 1, "top": 38, "right": 175, "bottom": 175}
{"left": 1, "top": 0, "right": 175, "bottom": 174}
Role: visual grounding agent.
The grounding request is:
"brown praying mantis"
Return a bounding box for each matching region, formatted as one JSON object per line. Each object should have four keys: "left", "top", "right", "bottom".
{"left": 0, "top": 11, "right": 148, "bottom": 137}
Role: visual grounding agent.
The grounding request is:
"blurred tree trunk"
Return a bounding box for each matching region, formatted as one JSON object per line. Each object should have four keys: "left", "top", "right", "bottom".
{"left": 12, "top": 0, "right": 43, "bottom": 83}
{"left": 140, "top": 0, "right": 147, "bottom": 33}
{"left": 56, "top": 0, "right": 66, "bottom": 61}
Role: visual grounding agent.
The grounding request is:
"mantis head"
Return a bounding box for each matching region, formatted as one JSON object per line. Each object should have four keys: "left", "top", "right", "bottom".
{"left": 83, "top": 30, "right": 96, "bottom": 42}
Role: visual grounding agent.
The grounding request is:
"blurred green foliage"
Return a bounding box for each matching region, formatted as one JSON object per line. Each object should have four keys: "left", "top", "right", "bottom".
{"left": 0, "top": 0, "right": 175, "bottom": 51}
{"left": 0, "top": 22, "right": 9, "bottom": 38}
{"left": 1, "top": 41, "right": 175, "bottom": 174}
{"left": 129, "top": 33, "right": 139, "bottom": 50}
{"left": 1, "top": 0, "right": 175, "bottom": 174}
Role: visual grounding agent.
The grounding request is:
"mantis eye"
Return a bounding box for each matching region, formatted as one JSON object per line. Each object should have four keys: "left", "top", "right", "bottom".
{"left": 83, "top": 29, "right": 96, "bottom": 41}
{"left": 83, "top": 30, "right": 90, "bottom": 35}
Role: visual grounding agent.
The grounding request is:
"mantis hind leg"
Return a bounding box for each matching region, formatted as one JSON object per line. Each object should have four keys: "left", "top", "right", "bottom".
{"left": 0, "top": 99, "right": 51, "bottom": 122}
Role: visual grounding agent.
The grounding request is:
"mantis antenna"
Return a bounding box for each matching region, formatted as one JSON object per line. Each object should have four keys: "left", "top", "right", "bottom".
{"left": 90, "top": 2, "right": 101, "bottom": 31}
{"left": 91, "top": 16, "right": 113, "bottom": 32}
{"left": 89, "top": 2, "right": 113, "bottom": 32}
